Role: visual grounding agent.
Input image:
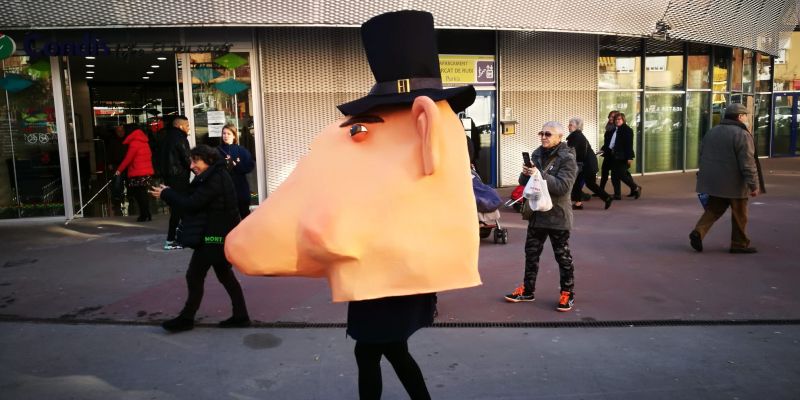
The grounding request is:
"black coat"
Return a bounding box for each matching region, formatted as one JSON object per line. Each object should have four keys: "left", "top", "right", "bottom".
{"left": 347, "top": 293, "right": 436, "bottom": 343}
{"left": 217, "top": 143, "right": 255, "bottom": 203}
{"left": 159, "top": 127, "right": 191, "bottom": 192}
{"left": 566, "top": 130, "right": 598, "bottom": 174}
{"left": 604, "top": 124, "right": 635, "bottom": 161}
{"left": 160, "top": 161, "right": 241, "bottom": 245}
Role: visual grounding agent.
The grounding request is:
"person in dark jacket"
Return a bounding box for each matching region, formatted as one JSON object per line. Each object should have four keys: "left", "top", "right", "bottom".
{"left": 159, "top": 115, "right": 192, "bottom": 250}
{"left": 217, "top": 123, "right": 255, "bottom": 218}
{"left": 504, "top": 121, "right": 578, "bottom": 312}
{"left": 149, "top": 144, "right": 250, "bottom": 332}
{"left": 566, "top": 116, "right": 612, "bottom": 210}
{"left": 598, "top": 110, "right": 618, "bottom": 193}
{"left": 606, "top": 113, "right": 642, "bottom": 200}
{"left": 690, "top": 103, "right": 763, "bottom": 254}
{"left": 115, "top": 125, "right": 154, "bottom": 222}
{"left": 105, "top": 125, "right": 128, "bottom": 216}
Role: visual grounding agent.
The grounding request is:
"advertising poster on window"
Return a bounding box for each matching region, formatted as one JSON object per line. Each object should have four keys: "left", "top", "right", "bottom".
{"left": 207, "top": 111, "right": 226, "bottom": 138}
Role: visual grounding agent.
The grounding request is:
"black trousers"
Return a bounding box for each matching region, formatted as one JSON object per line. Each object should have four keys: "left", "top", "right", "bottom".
{"left": 238, "top": 197, "right": 251, "bottom": 219}
{"left": 128, "top": 186, "right": 150, "bottom": 218}
{"left": 179, "top": 246, "right": 248, "bottom": 320}
{"left": 598, "top": 156, "right": 612, "bottom": 192}
{"left": 571, "top": 170, "right": 611, "bottom": 202}
{"left": 523, "top": 225, "right": 575, "bottom": 294}
{"left": 354, "top": 341, "right": 431, "bottom": 400}
{"left": 167, "top": 206, "right": 181, "bottom": 241}
{"left": 610, "top": 159, "right": 638, "bottom": 197}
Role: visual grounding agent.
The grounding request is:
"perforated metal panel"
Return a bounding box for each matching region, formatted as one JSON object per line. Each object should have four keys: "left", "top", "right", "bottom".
{"left": 498, "top": 31, "right": 598, "bottom": 187}
{"left": 258, "top": 27, "right": 372, "bottom": 192}
{"left": 663, "top": 0, "right": 798, "bottom": 55}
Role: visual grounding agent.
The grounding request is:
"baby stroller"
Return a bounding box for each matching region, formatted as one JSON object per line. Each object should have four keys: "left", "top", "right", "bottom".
{"left": 473, "top": 168, "right": 508, "bottom": 244}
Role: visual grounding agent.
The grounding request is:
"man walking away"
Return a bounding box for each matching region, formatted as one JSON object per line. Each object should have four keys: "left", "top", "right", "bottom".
{"left": 159, "top": 115, "right": 192, "bottom": 250}
{"left": 690, "top": 103, "right": 763, "bottom": 254}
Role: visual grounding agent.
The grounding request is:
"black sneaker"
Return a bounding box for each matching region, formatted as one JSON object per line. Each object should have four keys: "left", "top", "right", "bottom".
{"left": 556, "top": 291, "right": 574, "bottom": 312}
{"left": 634, "top": 186, "right": 642, "bottom": 199}
{"left": 504, "top": 285, "right": 535, "bottom": 302}
{"left": 162, "top": 316, "right": 194, "bottom": 332}
{"left": 689, "top": 230, "right": 703, "bottom": 252}
{"left": 580, "top": 193, "right": 592, "bottom": 201}
{"left": 604, "top": 196, "right": 613, "bottom": 210}
{"left": 730, "top": 247, "right": 758, "bottom": 254}
{"left": 218, "top": 316, "right": 252, "bottom": 328}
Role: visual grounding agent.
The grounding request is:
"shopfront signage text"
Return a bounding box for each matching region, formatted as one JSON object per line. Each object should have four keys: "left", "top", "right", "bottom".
{"left": 439, "top": 55, "right": 495, "bottom": 85}
{"left": 23, "top": 32, "right": 233, "bottom": 60}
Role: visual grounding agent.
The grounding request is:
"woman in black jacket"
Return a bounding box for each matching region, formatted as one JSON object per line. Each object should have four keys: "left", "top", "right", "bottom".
{"left": 566, "top": 117, "right": 612, "bottom": 210}
{"left": 607, "top": 113, "right": 642, "bottom": 200}
{"left": 149, "top": 144, "right": 250, "bottom": 332}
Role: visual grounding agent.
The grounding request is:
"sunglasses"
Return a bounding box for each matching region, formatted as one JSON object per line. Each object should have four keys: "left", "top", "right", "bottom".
{"left": 538, "top": 131, "right": 554, "bottom": 137}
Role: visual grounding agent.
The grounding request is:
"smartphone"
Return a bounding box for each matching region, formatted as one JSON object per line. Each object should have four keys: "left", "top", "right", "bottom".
{"left": 522, "top": 152, "right": 532, "bottom": 167}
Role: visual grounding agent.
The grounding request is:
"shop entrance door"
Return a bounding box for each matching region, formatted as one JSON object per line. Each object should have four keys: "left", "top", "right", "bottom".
{"left": 461, "top": 90, "right": 497, "bottom": 186}
{"left": 772, "top": 93, "right": 798, "bottom": 156}
{"left": 176, "top": 51, "right": 262, "bottom": 207}
{"left": 63, "top": 52, "right": 180, "bottom": 218}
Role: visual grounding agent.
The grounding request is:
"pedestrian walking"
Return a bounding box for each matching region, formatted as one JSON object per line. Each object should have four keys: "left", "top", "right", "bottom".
{"left": 149, "top": 144, "right": 249, "bottom": 331}
{"left": 598, "top": 110, "right": 618, "bottom": 193}
{"left": 158, "top": 115, "right": 192, "bottom": 250}
{"left": 606, "top": 113, "right": 642, "bottom": 200}
{"left": 115, "top": 124, "right": 154, "bottom": 222}
{"left": 504, "top": 121, "right": 579, "bottom": 312}
{"left": 566, "top": 116, "right": 612, "bottom": 210}
{"left": 689, "top": 103, "right": 764, "bottom": 254}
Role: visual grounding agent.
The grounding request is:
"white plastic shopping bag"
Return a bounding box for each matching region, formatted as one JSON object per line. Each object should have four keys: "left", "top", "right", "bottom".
{"left": 522, "top": 169, "right": 552, "bottom": 212}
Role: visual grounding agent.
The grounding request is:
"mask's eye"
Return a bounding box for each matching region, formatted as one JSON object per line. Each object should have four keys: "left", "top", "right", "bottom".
{"left": 349, "top": 123, "right": 368, "bottom": 142}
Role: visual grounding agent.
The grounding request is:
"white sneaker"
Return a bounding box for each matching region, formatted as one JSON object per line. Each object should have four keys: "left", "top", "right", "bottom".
{"left": 163, "top": 241, "right": 183, "bottom": 250}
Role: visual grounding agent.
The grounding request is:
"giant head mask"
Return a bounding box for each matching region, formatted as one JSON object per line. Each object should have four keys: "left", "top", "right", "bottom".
{"left": 225, "top": 10, "right": 482, "bottom": 302}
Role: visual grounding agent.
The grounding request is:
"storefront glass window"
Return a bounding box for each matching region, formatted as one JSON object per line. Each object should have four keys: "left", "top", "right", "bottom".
{"left": 643, "top": 93, "right": 684, "bottom": 172}
{"left": 742, "top": 50, "right": 754, "bottom": 93}
{"left": 685, "top": 91, "right": 710, "bottom": 169}
{"left": 754, "top": 94, "right": 770, "bottom": 157}
{"left": 598, "top": 91, "right": 641, "bottom": 172}
{"left": 0, "top": 56, "right": 65, "bottom": 219}
{"left": 773, "top": 32, "right": 798, "bottom": 91}
{"left": 713, "top": 47, "right": 731, "bottom": 93}
{"left": 599, "top": 36, "right": 642, "bottom": 90}
{"left": 711, "top": 93, "right": 729, "bottom": 127}
{"left": 772, "top": 94, "right": 794, "bottom": 156}
{"left": 687, "top": 54, "right": 710, "bottom": 90}
{"left": 731, "top": 48, "right": 743, "bottom": 92}
{"left": 645, "top": 55, "right": 683, "bottom": 90}
{"left": 186, "top": 52, "right": 258, "bottom": 206}
{"left": 755, "top": 53, "right": 772, "bottom": 93}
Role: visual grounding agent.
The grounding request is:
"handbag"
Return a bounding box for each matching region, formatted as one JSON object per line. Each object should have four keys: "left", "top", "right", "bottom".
{"left": 472, "top": 170, "right": 502, "bottom": 213}
{"left": 111, "top": 174, "right": 125, "bottom": 201}
{"left": 176, "top": 212, "right": 207, "bottom": 249}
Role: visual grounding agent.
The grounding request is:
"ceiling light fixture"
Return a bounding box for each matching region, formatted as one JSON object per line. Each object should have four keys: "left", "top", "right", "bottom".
{"left": 146, "top": 71, "right": 155, "bottom": 74}
{"left": 86, "top": 76, "right": 94, "bottom": 80}
{"left": 143, "top": 76, "right": 150, "bottom": 80}
{"left": 86, "top": 71, "right": 95, "bottom": 74}
{"left": 85, "top": 56, "right": 96, "bottom": 60}
{"left": 157, "top": 57, "right": 167, "bottom": 61}
{"left": 86, "top": 64, "right": 95, "bottom": 68}
{"left": 151, "top": 65, "right": 160, "bottom": 68}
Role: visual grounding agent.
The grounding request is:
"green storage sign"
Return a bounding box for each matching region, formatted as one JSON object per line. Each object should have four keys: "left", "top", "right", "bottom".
{"left": 0, "top": 34, "right": 16, "bottom": 60}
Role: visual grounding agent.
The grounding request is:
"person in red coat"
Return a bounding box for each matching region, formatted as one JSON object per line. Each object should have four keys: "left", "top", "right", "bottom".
{"left": 116, "top": 125, "right": 155, "bottom": 221}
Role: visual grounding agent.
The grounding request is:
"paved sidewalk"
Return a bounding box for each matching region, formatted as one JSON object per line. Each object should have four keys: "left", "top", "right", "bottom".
{"left": 1, "top": 158, "right": 798, "bottom": 326}
{"left": 1, "top": 158, "right": 799, "bottom": 400}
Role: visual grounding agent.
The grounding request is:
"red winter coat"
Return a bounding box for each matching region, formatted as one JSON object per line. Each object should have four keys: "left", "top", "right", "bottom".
{"left": 117, "top": 129, "right": 154, "bottom": 177}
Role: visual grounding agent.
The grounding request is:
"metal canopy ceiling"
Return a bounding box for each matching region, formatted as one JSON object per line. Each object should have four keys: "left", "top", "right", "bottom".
{"left": 1, "top": 0, "right": 796, "bottom": 55}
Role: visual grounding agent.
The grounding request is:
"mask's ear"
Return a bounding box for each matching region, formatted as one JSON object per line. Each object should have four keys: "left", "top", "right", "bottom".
{"left": 412, "top": 96, "right": 440, "bottom": 176}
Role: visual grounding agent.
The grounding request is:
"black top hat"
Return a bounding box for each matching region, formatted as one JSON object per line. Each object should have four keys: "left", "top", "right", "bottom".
{"left": 337, "top": 10, "right": 476, "bottom": 116}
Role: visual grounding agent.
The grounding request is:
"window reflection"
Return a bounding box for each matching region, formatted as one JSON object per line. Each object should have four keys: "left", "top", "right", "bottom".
{"left": 644, "top": 93, "right": 684, "bottom": 172}
{"left": 686, "top": 92, "right": 710, "bottom": 169}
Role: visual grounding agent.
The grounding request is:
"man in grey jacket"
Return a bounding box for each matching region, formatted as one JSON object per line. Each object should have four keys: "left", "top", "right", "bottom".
{"left": 505, "top": 121, "right": 578, "bottom": 311}
{"left": 690, "top": 103, "right": 761, "bottom": 254}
